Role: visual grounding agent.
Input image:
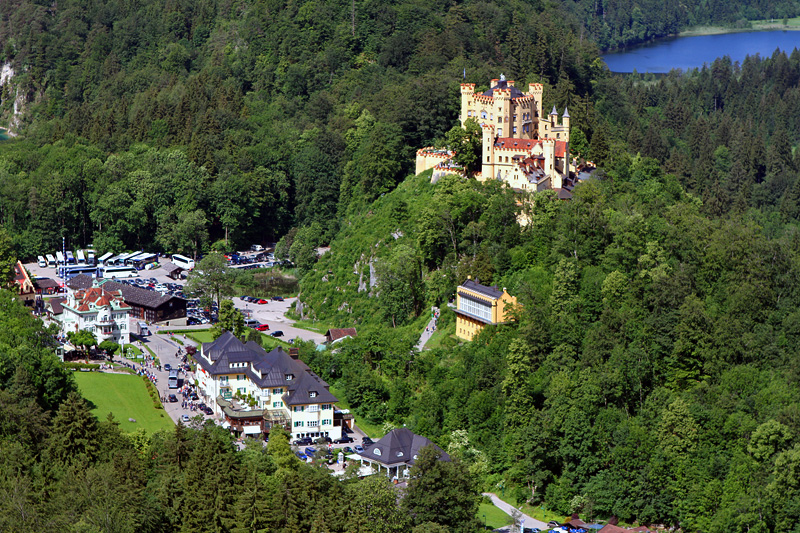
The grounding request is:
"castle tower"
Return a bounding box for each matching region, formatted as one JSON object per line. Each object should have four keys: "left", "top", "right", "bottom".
{"left": 460, "top": 83, "right": 476, "bottom": 127}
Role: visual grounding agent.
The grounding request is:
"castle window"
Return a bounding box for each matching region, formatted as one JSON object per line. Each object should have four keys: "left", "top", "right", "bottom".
{"left": 481, "top": 111, "right": 487, "bottom": 119}
{"left": 513, "top": 127, "right": 517, "bottom": 134}
{"left": 513, "top": 115, "right": 517, "bottom": 121}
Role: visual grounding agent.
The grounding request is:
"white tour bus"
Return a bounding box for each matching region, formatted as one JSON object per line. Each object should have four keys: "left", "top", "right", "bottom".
{"left": 76, "top": 249, "right": 86, "bottom": 264}
{"left": 46, "top": 254, "right": 57, "bottom": 267}
{"left": 171, "top": 254, "right": 195, "bottom": 270}
{"left": 97, "top": 252, "right": 113, "bottom": 265}
{"left": 56, "top": 251, "right": 65, "bottom": 265}
{"left": 101, "top": 265, "right": 139, "bottom": 278}
{"left": 37, "top": 255, "right": 47, "bottom": 267}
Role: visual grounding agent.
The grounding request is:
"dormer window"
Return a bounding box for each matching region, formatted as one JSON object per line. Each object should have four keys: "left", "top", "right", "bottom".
{"left": 285, "top": 374, "right": 294, "bottom": 381}
{"left": 373, "top": 448, "right": 382, "bottom": 456}
{"left": 309, "top": 391, "right": 317, "bottom": 398}
{"left": 396, "top": 451, "right": 404, "bottom": 457}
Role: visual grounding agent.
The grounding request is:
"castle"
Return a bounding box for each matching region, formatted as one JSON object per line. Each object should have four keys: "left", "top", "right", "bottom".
{"left": 416, "top": 75, "right": 575, "bottom": 194}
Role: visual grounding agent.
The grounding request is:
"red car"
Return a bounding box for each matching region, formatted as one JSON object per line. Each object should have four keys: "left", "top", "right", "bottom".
{"left": 257, "top": 299, "right": 268, "bottom": 304}
{"left": 255, "top": 324, "right": 270, "bottom": 331}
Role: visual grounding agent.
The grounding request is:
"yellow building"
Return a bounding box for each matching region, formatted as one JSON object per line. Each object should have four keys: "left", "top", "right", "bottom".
{"left": 454, "top": 277, "right": 517, "bottom": 341}
{"left": 417, "top": 74, "right": 573, "bottom": 192}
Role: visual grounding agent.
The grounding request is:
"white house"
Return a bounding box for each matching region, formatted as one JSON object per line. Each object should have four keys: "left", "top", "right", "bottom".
{"left": 193, "top": 332, "right": 341, "bottom": 440}
{"left": 61, "top": 281, "right": 131, "bottom": 344}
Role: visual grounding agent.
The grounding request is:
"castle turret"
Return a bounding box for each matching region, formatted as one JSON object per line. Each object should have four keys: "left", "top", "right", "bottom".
{"left": 562, "top": 107, "right": 570, "bottom": 131}
{"left": 460, "top": 83, "right": 476, "bottom": 127}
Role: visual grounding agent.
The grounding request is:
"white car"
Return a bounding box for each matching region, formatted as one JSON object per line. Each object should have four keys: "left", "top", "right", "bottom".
{"left": 180, "top": 414, "right": 191, "bottom": 423}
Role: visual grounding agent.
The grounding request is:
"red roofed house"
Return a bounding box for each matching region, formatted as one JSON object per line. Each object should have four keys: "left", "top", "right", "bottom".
{"left": 416, "top": 75, "right": 574, "bottom": 195}
{"left": 61, "top": 280, "right": 131, "bottom": 344}
{"left": 13, "top": 261, "right": 36, "bottom": 304}
{"left": 324, "top": 328, "right": 358, "bottom": 344}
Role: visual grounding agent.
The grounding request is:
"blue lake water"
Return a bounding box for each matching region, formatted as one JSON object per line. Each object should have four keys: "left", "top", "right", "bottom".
{"left": 602, "top": 30, "right": 800, "bottom": 73}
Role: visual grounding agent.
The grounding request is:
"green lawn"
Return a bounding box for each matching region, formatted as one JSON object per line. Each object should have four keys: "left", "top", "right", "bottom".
{"left": 290, "top": 318, "right": 335, "bottom": 334}
{"left": 74, "top": 372, "right": 174, "bottom": 434}
{"left": 478, "top": 502, "right": 511, "bottom": 530}
{"left": 165, "top": 328, "right": 292, "bottom": 349}
{"left": 424, "top": 323, "right": 457, "bottom": 350}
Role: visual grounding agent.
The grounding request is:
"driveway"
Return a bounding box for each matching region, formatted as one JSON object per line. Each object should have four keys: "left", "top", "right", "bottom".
{"left": 482, "top": 492, "right": 549, "bottom": 531}
{"left": 232, "top": 296, "right": 326, "bottom": 344}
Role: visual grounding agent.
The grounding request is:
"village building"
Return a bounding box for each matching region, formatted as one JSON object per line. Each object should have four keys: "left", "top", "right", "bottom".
{"left": 416, "top": 75, "right": 584, "bottom": 197}
{"left": 67, "top": 274, "right": 187, "bottom": 324}
{"left": 454, "top": 277, "right": 517, "bottom": 341}
{"left": 324, "top": 328, "right": 358, "bottom": 344}
{"left": 355, "top": 427, "right": 450, "bottom": 479}
{"left": 60, "top": 281, "right": 131, "bottom": 344}
{"left": 13, "top": 261, "right": 36, "bottom": 305}
{"left": 193, "top": 332, "right": 344, "bottom": 441}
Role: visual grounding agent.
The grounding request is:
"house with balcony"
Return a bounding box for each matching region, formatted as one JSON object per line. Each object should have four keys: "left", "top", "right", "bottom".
{"left": 193, "top": 331, "right": 341, "bottom": 440}
{"left": 60, "top": 281, "right": 131, "bottom": 344}
{"left": 454, "top": 277, "right": 517, "bottom": 341}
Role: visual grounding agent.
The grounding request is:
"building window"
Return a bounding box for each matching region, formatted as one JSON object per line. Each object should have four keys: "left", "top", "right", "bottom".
{"left": 309, "top": 391, "right": 317, "bottom": 398}
{"left": 322, "top": 419, "right": 332, "bottom": 426}
{"left": 307, "top": 420, "right": 319, "bottom": 427}
{"left": 273, "top": 401, "right": 281, "bottom": 408}
{"left": 481, "top": 111, "right": 487, "bottom": 119}
{"left": 293, "top": 406, "right": 304, "bottom": 412}
{"left": 458, "top": 296, "right": 492, "bottom": 322}
{"left": 294, "top": 421, "right": 304, "bottom": 427}
{"left": 373, "top": 448, "right": 382, "bottom": 456}
{"left": 272, "top": 388, "right": 283, "bottom": 394}
{"left": 513, "top": 127, "right": 517, "bottom": 134}
{"left": 307, "top": 405, "right": 320, "bottom": 412}
{"left": 322, "top": 404, "right": 332, "bottom": 410}
{"left": 285, "top": 374, "right": 294, "bottom": 381}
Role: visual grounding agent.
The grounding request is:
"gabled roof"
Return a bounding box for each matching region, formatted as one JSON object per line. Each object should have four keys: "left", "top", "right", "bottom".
{"left": 48, "top": 297, "right": 66, "bottom": 315}
{"left": 282, "top": 371, "right": 338, "bottom": 405}
{"left": 194, "top": 332, "right": 337, "bottom": 399}
{"left": 35, "top": 278, "right": 60, "bottom": 289}
{"left": 459, "top": 279, "right": 504, "bottom": 299}
{"left": 325, "top": 328, "right": 358, "bottom": 342}
{"left": 66, "top": 275, "right": 184, "bottom": 310}
{"left": 358, "top": 428, "right": 450, "bottom": 466}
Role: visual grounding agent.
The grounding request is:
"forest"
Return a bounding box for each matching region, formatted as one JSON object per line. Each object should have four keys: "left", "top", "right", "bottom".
{"left": 1, "top": 0, "right": 800, "bottom": 531}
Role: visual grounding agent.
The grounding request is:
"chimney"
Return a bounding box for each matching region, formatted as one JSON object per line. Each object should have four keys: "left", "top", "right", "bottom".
{"left": 289, "top": 348, "right": 299, "bottom": 359}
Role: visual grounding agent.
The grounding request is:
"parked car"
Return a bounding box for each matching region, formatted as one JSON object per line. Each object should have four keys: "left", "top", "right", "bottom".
{"left": 342, "top": 446, "right": 355, "bottom": 454}
{"left": 257, "top": 299, "right": 268, "bottom": 304}
{"left": 201, "top": 406, "right": 213, "bottom": 415}
{"left": 180, "top": 414, "right": 191, "bottom": 423}
{"left": 354, "top": 445, "right": 364, "bottom": 454}
{"left": 187, "top": 317, "right": 201, "bottom": 325}
{"left": 189, "top": 392, "right": 198, "bottom": 401}
{"left": 304, "top": 447, "right": 317, "bottom": 457}
{"left": 334, "top": 435, "right": 354, "bottom": 444}
{"left": 255, "top": 324, "right": 270, "bottom": 331}
{"left": 271, "top": 330, "right": 284, "bottom": 337}
{"left": 316, "top": 436, "right": 332, "bottom": 444}
{"left": 362, "top": 437, "right": 374, "bottom": 446}
{"left": 168, "top": 394, "right": 178, "bottom": 403}
{"left": 271, "top": 296, "right": 284, "bottom": 301}
{"left": 295, "top": 451, "right": 308, "bottom": 461}
{"left": 164, "top": 363, "right": 172, "bottom": 371}
{"left": 293, "top": 436, "right": 313, "bottom": 446}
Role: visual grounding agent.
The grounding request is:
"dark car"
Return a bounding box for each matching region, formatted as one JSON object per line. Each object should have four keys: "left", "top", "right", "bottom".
{"left": 197, "top": 403, "right": 207, "bottom": 411}
{"left": 187, "top": 317, "right": 201, "bottom": 325}
{"left": 271, "top": 296, "right": 284, "bottom": 301}
{"left": 304, "top": 447, "right": 317, "bottom": 457}
{"left": 164, "top": 363, "right": 172, "bottom": 371}
{"left": 168, "top": 394, "right": 178, "bottom": 403}
{"left": 295, "top": 451, "right": 308, "bottom": 461}
{"left": 334, "top": 435, "right": 354, "bottom": 444}
{"left": 189, "top": 392, "right": 198, "bottom": 401}
{"left": 271, "top": 330, "right": 284, "bottom": 337}
{"left": 342, "top": 446, "right": 355, "bottom": 454}
{"left": 362, "top": 437, "right": 374, "bottom": 446}
{"left": 316, "top": 436, "right": 332, "bottom": 444}
{"left": 202, "top": 406, "right": 213, "bottom": 415}
{"left": 293, "top": 436, "right": 313, "bottom": 446}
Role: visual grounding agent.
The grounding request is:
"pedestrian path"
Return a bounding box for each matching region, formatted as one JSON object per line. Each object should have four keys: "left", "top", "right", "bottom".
{"left": 416, "top": 306, "right": 440, "bottom": 350}
{"left": 482, "top": 492, "right": 549, "bottom": 531}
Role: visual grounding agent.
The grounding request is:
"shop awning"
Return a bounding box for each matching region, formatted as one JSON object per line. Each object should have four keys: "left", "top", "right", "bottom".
{"left": 243, "top": 425, "right": 261, "bottom": 435}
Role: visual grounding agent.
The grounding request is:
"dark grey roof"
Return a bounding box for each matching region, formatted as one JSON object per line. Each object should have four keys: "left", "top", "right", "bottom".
{"left": 550, "top": 105, "right": 558, "bottom": 115}
{"left": 563, "top": 106, "right": 570, "bottom": 118}
{"left": 35, "top": 278, "right": 60, "bottom": 289}
{"left": 101, "top": 279, "right": 182, "bottom": 309}
{"left": 163, "top": 262, "right": 183, "bottom": 273}
{"left": 66, "top": 275, "right": 184, "bottom": 310}
{"left": 482, "top": 79, "right": 525, "bottom": 99}
{"left": 48, "top": 297, "right": 66, "bottom": 315}
{"left": 357, "top": 428, "right": 450, "bottom": 466}
{"left": 459, "top": 279, "right": 503, "bottom": 299}
{"left": 282, "top": 371, "right": 338, "bottom": 405}
{"left": 194, "top": 332, "right": 337, "bottom": 398}
{"left": 66, "top": 274, "right": 93, "bottom": 290}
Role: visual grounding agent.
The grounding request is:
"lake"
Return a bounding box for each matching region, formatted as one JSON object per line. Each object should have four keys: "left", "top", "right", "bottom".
{"left": 602, "top": 30, "right": 800, "bottom": 73}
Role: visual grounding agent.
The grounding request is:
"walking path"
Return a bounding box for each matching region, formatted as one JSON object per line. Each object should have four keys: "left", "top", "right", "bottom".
{"left": 417, "top": 306, "right": 440, "bottom": 350}
{"left": 482, "top": 492, "right": 549, "bottom": 531}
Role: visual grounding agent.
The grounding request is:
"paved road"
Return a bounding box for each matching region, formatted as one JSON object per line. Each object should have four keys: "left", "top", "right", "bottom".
{"left": 416, "top": 306, "right": 440, "bottom": 350}
{"left": 482, "top": 492, "right": 549, "bottom": 531}
{"left": 231, "top": 296, "right": 326, "bottom": 344}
